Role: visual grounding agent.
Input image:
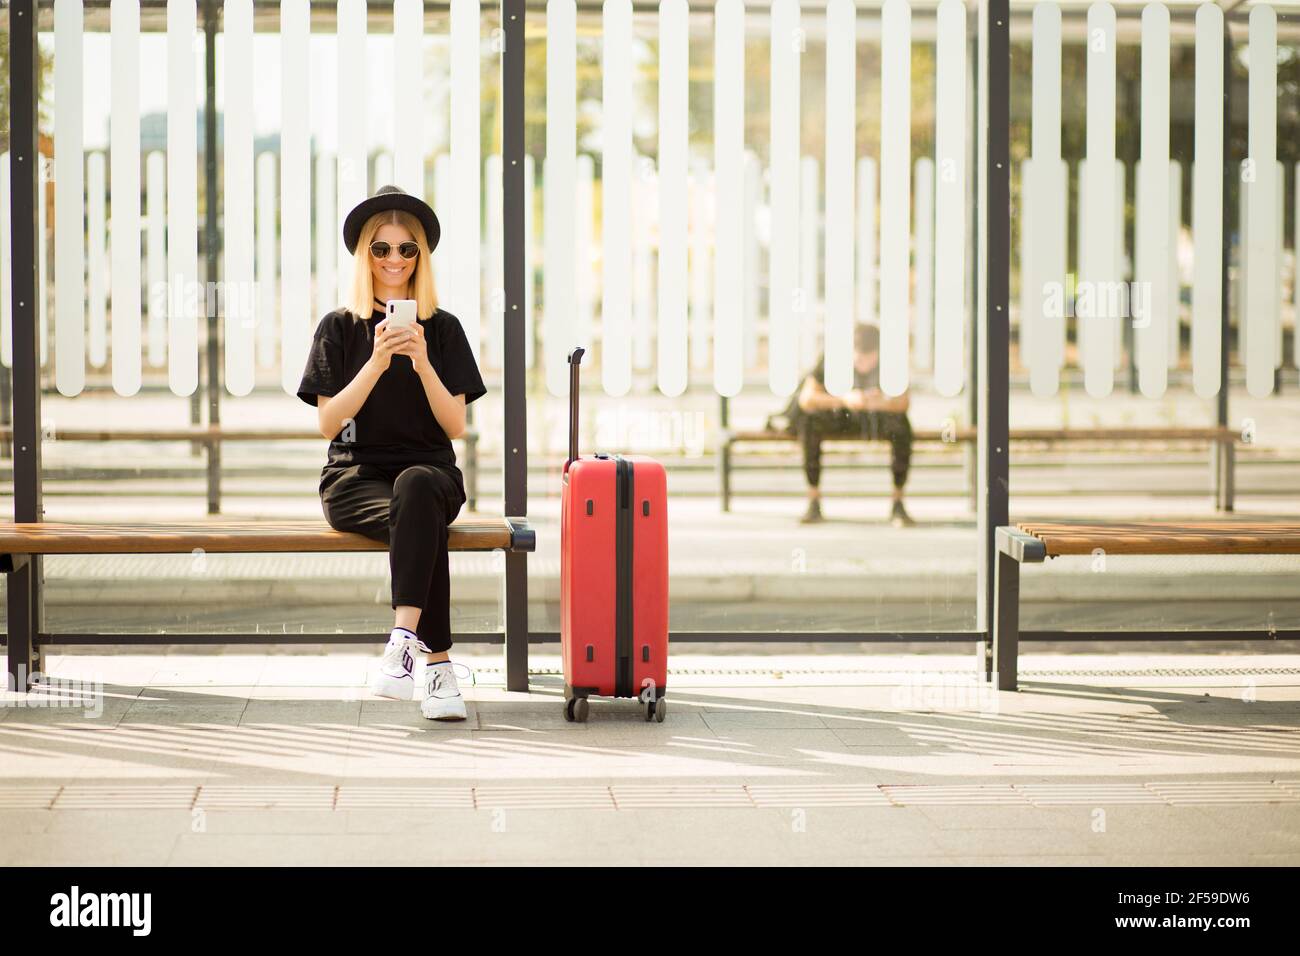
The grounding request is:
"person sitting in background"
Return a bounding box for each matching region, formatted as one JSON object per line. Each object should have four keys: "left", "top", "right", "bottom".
{"left": 770, "top": 323, "right": 915, "bottom": 527}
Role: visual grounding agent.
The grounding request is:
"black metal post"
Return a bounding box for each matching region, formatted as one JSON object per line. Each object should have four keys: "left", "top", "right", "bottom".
{"left": 6, "top": 0, "right": 44, "bottom": 691}
{"left": 502, "top": 0, "right": 530, "bottom": 691}
{"left": 204, "top": 0, "right": 222, "bottom": 513}
{"left": 718, "top": 394, "right": 730, "bottom": 512}
{"left": 979, "top": 0, "right": 1011, "bottom": 683}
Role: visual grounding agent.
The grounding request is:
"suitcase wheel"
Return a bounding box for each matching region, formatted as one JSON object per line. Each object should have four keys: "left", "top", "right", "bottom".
{"left": 645, "top": 697, "right": 666, "bottom": 723}
{"left": 564, "top": 697, "right": 590, "bottom": 723}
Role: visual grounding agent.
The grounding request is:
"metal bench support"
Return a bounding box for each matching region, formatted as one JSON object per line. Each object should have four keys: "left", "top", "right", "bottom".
{"left": 991, "top": 527, "right": 1046, "bottom": 691}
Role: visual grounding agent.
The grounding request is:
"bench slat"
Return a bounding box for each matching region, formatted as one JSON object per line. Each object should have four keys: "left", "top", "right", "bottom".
{"left": 0, "top": 517, "right": 532, "bottom": 555}
{"left": 1015, "top": 521, "right": 1300, "bottom": 556}
{"left": 727, "top": 426, "right": 1235, "bottom": 444}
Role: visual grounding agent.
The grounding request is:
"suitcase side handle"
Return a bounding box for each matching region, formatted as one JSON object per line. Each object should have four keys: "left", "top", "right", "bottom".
{"left": 566, "top": 347, "right": 585, "bottom": 473}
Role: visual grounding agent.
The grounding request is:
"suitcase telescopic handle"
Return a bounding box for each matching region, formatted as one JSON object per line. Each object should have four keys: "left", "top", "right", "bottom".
{"left": 566, "top": 347, "right": 585, "bottom": 472}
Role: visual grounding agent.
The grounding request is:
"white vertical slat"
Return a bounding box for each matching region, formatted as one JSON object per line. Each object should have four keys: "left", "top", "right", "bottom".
{"left": 912, "top": 157, "right": 934, "bottom": 374}
{"left": 769, "top": 0, "right": 801, "bottom": 398}
{"left": 280, "top": 0, "right": 311, "bottom": 393}
{"left": 933, "top": 0, "right": 966, "bottom": 397}
{"left": 88, "top": 151, "right": 108, "bottom": 368}
{"left": 633, "top": 155, "right": 655, "bottom": 372}
{"left": 689, "top": 162, "right": 713, "bottom": 372}
{"left": 55, "top": 0, "right": 86, "bottom": 395}
{"left": 1136, "top": 3, "right": 1170, "bottom": 398}
{"left": 145, "top": 150, "right": 166, "bottom": 367}
{"left": 336, "top": 0, "right": 368, "bottom": 307}
{"left": 393, "top": 0, "right": 425, "bottom": 195}
{"left": 1081, "top": 0, "right": 1117, "bottom": 397}
{"left": 111, "top": 0, "right": 141, "bottom": 396}
{"left": 799, "top": 155, "right": 821, "bottom": 372}
{"left": 433, "top": 152, "right": 452, "bottom": 311}
{"left": 524, "top": 151, "right": 536, "bottom": 371}
{"left": 1295, "top": 160, "right": 1299, "bottom": 373}
{"left": 1192, "top": 1, "right": 1223, "bottom": 398}
{"left": 742, "top": 150, "right": 760, "bottom": 372}
{"left": 373, "top": 152, "right": 393, "bottom": 190}
{"left": 657, "top": 0, "right": 689, "bottom": 397}
{"left": 601, "top": 0, "right": 633, "bottom": 395}
{"left": 256, "top": 151, "right": 278, "bottom": 369}
{"left": 856, "top": 157, "right": 877, "bottom": 332}
{"left": 545, "top": 0, "right": 577, "bottom": 396}
{"left": 826, "top": 0, "right": 857, "bottom": 395}
{"left": 485, "top": 152, "right": 503, "bottom": 369}
{"left": 1028, "top": 2, "right": 1064, "bottom": 397}
{"left": 575, "top": 154, "right": 595, "bottom": 356}
{"left": 1019, "top": 158, "right": 1032, "bottom": 367}
{"left": 1168, "top": 159, "right": 1181, "bottom": 365}
{"left": 450, "top": 0, "right": 482, "bottom": 362}
{"left": 824, "top": 0, "right": 856, "bottom": 396}
{"left": 879, "top": 0, "right": 911, "bottom": 397}
{"left": 168, "top": 0, "right": 198, "bottom": 396}
{"left": 0, "top": 152, "right": 9, "bottom": 367}
{"left": 1245, "top": 3, "right": 1277, "bottom": 397}
{"left": 314, "top": 154, "right": 337, "bottom": 321}
{"left": 223, "top": 0, "right": 255, "bottom": 397}
{"left": 713, "top": 0, "right": 745, "bottom": 397}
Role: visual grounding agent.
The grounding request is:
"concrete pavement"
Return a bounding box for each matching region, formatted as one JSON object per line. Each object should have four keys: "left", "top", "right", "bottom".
{"left": 2, "top": 648, "right": 1299, "bottom": 865}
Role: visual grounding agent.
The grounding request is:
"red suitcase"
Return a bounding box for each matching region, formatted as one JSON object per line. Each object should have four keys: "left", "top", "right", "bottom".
{"left": 560, "top": 347, "right": 669, "bottom": 722}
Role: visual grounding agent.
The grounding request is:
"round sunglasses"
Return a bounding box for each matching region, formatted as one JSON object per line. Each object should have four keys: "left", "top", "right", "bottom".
{"left": 369, "top": 240, "right": 421, "bottom": 260}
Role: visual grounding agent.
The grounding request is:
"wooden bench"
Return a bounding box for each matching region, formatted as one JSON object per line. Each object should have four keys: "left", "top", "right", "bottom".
{"left": 0, "top": 424, "right": 481, "bottom": 513}
{"left": 718, "top": 425, "right": 1240, "bottom": 512}
{"left": 992, "top": 520, "right": 1300, "bottom": 691}
{"left": 0, "top": 515, "right": 534, "bottom": 688}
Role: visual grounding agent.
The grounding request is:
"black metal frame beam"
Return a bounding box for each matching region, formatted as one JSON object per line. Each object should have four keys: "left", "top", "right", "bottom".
{"left": 11, "top": 630, "right": 1296, "bottom": 648}
{"left": 978, "top": 0, "right": 1011, "bottom": 680}
{"left": 501, "top": 0, "right": 530, "bottom": 691}
{"left": 5, "top": 0, "right": 44, "bottom": 692}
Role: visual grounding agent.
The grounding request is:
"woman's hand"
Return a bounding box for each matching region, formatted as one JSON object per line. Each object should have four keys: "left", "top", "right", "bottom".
{"left": 394, "top": 321, "right": 434, "bottom": 378}
{"left": 366, "top": 318, "right": 414, "bottom": 374}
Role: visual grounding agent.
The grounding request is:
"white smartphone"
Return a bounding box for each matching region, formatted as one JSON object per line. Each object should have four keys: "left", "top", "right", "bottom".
{"left": 384, "top": 299, "right": 418, "bottom": 329}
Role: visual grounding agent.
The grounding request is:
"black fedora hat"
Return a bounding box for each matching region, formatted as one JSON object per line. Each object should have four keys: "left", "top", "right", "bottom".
{"left": 342, "top": 184, "right": 441, "bottom": 256}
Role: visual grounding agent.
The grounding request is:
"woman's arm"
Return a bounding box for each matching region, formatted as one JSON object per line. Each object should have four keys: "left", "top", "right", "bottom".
{"left": 415, "top": 368, "right": 468, "bottom": 439}
{"left": 396, "top": 323, "right": 468, "bottom": 439}
{"left": 316, "top": 363, "right": 383, "bottom": 439}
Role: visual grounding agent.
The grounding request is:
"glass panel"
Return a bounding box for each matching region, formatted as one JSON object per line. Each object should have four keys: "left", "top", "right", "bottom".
{"left": 5, "top": 2, "right": 506, "bottom": 640}
{"left": 526, "top": 1, "right": 982, "bottom": 637}
{"left": 1008, "top": 1, "right": 1300, "bottom": 635}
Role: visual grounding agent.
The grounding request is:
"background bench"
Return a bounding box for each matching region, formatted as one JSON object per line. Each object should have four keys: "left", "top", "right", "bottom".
{"left": 718, "top": 425, "right": 1241, "bottom": 512}
{"left": 992, "top": 520, "right": 1300, "bottom": 690}
{"left": 0, "top": 424, "right": 481, "bottom": 514}
{"left": 0, "top": 515, "right": 534, "bottom": 689}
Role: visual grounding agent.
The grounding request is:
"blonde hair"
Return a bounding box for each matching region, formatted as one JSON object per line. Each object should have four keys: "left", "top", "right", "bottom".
{"left": 347, "top": 209, "right": 439, "bottom": 319}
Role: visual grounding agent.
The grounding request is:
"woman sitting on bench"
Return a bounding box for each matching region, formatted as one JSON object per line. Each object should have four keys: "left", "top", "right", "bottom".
{"left": 776, "top": 323, "right": 915, "bottom": 527}
{"left": 296, "top": 185, "right": 486, "bottom": 721}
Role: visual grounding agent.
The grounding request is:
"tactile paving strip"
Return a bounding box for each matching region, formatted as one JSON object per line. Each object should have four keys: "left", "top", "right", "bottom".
{"left": 1, "top": 780, "right": 1297, "bottom": 811}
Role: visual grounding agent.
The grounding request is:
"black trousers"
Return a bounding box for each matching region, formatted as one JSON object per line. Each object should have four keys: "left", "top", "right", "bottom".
{"left": 318, "top": 461, "right": 467, "bottom": 653}
{"left": 797, "top": 410, "right": 913, "bottom": 490}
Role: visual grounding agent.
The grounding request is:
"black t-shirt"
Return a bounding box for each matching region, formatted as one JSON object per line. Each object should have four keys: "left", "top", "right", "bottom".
{"left": 296, "top": 305, "right": 487, "bottom": 469}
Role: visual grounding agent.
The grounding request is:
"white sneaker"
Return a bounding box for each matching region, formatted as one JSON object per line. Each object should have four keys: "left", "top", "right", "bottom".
{"left": 369, "top": 628, "right": 431, "bottom": 701}
{"left": 420, "top": 661, "right": 469, "bottom": 721}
